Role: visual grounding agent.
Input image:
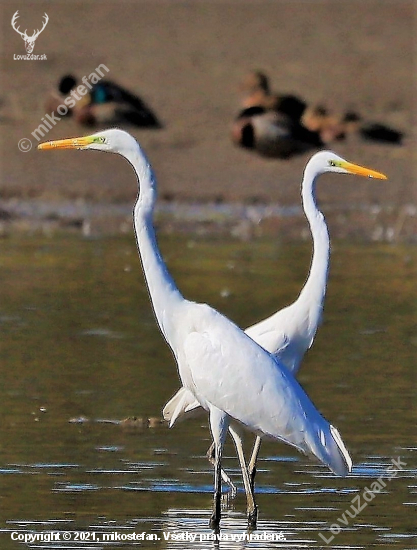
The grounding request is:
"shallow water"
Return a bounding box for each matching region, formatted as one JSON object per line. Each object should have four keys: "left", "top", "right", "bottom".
{"left": 0, "top": 234, "right": 415, "bottom": 549}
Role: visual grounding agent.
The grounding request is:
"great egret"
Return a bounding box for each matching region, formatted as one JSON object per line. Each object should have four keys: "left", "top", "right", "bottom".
{"left": 164, "top": 149, "right": 387, "bottom": 497}
{"left": 38, "top": 130, "right": 380, "bottom": 530}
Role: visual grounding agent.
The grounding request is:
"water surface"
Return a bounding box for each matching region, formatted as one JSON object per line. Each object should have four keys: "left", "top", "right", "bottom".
{"left": 0, "top": 234, "right": 415, "bottom": 548}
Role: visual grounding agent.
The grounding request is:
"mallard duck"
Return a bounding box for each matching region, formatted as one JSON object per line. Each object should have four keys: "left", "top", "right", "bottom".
{"left": 231, "top": 105, "right": 323, "bottom": 158}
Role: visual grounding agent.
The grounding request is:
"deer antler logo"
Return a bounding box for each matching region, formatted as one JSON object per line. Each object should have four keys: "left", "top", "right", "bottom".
{"left": 11, "top": 11, "right": 49, "bottom": 54}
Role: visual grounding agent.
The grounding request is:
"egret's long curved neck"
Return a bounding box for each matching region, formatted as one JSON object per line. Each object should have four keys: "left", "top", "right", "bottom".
{"left": 126, "top": 146, "right": 183, "bottom": 340}
{"left": 298, "top": 164, "right": 330, "bottom": 309}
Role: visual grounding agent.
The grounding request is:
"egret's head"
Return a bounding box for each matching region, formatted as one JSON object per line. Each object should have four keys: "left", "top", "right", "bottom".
{"left": 38, "top": 128, "right": 137, "bottom": 156}
{"left": 309, "top": 150, "right": 387, "bottom": 180}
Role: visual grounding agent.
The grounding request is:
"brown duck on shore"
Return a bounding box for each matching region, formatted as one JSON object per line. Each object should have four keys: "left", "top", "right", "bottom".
{"left": 233, "top": 72, "right": 349, "bottom": 158}
{"left": 45, "top": 74, "right": 162, "bottom": 129}
{"left": 239, "top": 70, "right": 308, "bottom": 122}
{"left": 234, "top": 71, "right": 403, "bottom": 158}
{"left": 231, "top": 105, "right": 323, "bottom": 159}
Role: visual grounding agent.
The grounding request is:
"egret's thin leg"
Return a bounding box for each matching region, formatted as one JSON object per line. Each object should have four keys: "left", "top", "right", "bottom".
{"left": 248, "top": 436, "right": 262, "bottom": 493}
{"left": 229, "top": 425, "right": 258, "bottom": 529}
{"left": 206, "top": 442, "right": 237, "bottom": 498}
{"left": 208, "top": 407, "right": 230, "bottom": 532}
{"left": 210, "top": 443, "right": 223, "bottom": 533}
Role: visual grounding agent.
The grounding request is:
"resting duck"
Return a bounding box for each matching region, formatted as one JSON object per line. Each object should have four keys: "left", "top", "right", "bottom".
{"left": 234, "top": 72, "right": 345, "bottom": 157}
{"left": 45, "top": 74, "right": 162, "bottom": 128}
{"left": 231, "top": 105, "right": 323, "bottom": 159}
{"left": 239, "top": 70, "right": 307, "bottom": 122}
{"left": 233, "top": 71, "right": 403, "bottom": 158}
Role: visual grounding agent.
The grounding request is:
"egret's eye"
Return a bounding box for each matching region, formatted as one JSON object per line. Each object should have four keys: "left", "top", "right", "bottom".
{"left": 328, "top": 160, "right": 336, "bottom": 167}
{"left": 94, "top": 137, "right": 106, "bottom": 144}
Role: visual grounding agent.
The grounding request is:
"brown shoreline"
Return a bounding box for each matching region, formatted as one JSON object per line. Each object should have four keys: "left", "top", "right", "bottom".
{"left": 1, "top": 198, "right": 415, "bottom": 243}
{"left": 1, "top": 1, "right": 415, "bottom": 239}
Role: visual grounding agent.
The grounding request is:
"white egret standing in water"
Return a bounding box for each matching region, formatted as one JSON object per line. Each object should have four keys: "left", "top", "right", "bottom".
{"left": 163, "top": 149, "right": 388, "bottom": 506}
{"left": 38, "top": 130, "right": 384, "bottom": 529}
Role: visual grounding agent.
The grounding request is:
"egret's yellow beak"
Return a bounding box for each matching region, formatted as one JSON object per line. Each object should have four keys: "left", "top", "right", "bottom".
{"left": 38, "top": 135, "right": 95, "bottom": 150}
{"left": 341, "top": 161, "right": 387, "bottom": 180}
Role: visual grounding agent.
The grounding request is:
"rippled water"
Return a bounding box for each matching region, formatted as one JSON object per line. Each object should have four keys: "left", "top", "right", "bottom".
{"left": 0, "top": 234, "right": 415, "bottom": 549}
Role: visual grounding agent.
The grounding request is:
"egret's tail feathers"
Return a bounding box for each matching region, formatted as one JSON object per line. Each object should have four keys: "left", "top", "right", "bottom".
{"left": 162, "top": 387, "right": 202, "bottom": 428}
{"left": 330, "top": 424, "right": 352, "bottom": 474}
{"left": 311, "top": 423, "right": 352, "bottom": 476}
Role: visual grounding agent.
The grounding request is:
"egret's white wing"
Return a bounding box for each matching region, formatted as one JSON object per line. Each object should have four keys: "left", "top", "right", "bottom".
{"left": 163, "top": 325, "right": 290, "bottom": 428}
{"left": 245, "top": 324, "right": 290, "bottom": 361}
{"left": 245, "top": 300, "right": 322, "bottom": 375}
{"left": 163, "top": 387, "right": 202, "bottom": 427}
{"left": 162, "top": 297, "right": 320, "bottom": 426}
{"left": 183, "top": 306, "right": 351, "bottom": 476}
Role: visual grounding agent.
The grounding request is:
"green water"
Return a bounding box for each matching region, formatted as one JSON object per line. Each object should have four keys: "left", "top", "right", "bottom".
{"left": 0, "top": 233, "right": 415, "bottom": 549}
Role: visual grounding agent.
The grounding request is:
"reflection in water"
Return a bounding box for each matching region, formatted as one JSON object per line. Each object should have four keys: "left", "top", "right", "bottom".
{"left": 0, "top": 235, "right": 416, "bottom": 549}
{"left": 161, "top": 509, "right": 309, "bottom": 549}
